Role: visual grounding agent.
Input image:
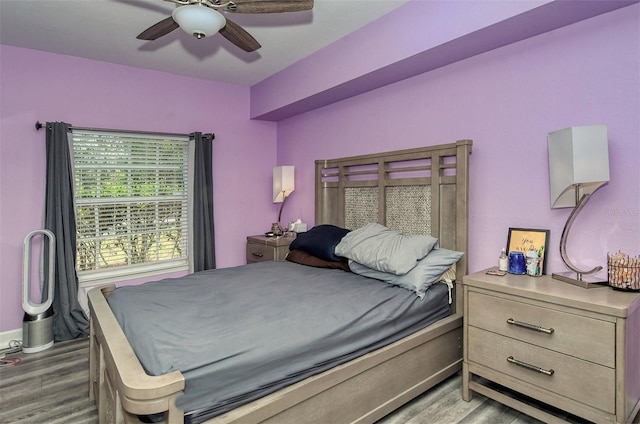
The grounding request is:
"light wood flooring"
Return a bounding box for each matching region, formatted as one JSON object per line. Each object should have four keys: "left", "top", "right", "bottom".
{"left": 0, "top": 339, "right": 636, "bottom": 424}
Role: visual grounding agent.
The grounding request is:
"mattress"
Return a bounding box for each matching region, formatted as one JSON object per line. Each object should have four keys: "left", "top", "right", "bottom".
{"left": 107, "top": 261, "right": 451, "bottom": 423}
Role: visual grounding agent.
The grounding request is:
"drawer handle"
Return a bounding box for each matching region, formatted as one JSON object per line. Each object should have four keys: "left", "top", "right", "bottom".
{"left": 507, "top": 356, "right": 554, "bottom": 376}
{"left": 251, "top": 252, "right": 264, "bottom": 257}
{"left": 507, "top": 318, "right": 554, "bottom": 334}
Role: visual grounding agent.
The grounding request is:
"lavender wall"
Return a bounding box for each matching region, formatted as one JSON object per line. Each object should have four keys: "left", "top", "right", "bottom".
{"left": 0, "top": 46, "right": 277, "bottom": 334}
{"left": 251, "top": 0, "right": 635, "bottom": 121}
{"left": 277, "top": 5, "right": 640, "bottom": 275}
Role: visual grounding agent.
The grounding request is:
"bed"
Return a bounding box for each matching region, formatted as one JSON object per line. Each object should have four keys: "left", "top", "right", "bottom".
{"left": 88, "top": 139, "right": 472, "bottom": 424}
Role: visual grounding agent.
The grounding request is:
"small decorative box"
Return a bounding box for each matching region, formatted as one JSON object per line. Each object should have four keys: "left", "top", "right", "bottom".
{"left": 608, "top": 252, "right": 640, "bottom": 291}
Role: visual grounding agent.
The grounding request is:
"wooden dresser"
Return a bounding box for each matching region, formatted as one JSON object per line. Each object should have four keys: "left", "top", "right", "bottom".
{"left": 246, "top": 234, "right": 294, "bottom": 264}
{"left": 462, "top": 269, "right": 640, "bottom": 423}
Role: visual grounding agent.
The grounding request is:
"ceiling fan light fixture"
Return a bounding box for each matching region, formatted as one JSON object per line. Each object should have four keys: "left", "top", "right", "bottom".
{"left": 172, "top": 5, "right": 226, "bottom": 39}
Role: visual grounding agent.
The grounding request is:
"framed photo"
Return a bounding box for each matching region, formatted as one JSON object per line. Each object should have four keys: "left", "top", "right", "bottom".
{"left": 506, "top": 228, "right": 550, "bottom": 275}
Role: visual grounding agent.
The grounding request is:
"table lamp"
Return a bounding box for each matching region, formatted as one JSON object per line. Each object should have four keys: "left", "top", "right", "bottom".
{"left": 548, "top": 124, "right": 610, "bottom": 287}
{"left": 272, "top": 166, "right": 295, "bottom": 236}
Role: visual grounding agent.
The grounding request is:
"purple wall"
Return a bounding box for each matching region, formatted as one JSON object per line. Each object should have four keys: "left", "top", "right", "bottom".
{"left": 0, "top": 46, "right": 277, "bottom": 334}
{"left": 277, "top": 5, "right": 640, "bottom": 276}
{"left": 251, "top": 0, "right": 637, "bottom": 121}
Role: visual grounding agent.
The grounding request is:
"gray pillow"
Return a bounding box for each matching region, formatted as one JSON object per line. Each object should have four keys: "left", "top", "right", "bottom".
{"left": 349, "top": 247, "right": 464, "bottom": 298}
{"left": 335, "top": 222, "right": 438, "bottom": 275}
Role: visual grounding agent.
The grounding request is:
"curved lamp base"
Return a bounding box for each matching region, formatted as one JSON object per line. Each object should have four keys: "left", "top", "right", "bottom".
{"left": 552, "top": 190, "right": 607, "bottom": 288}
{"left": 552, "top": 271, "right": 607, "bottom": 288}
{"left": 267, "top": 191, "right": 289, "bottom": 236}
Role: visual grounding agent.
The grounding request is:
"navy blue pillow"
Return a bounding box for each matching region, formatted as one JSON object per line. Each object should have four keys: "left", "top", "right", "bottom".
{"left": 289, "top": 225, "right": 350, "bottom": 262}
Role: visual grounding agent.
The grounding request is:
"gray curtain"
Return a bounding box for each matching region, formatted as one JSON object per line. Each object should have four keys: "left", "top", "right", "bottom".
{"left": 43, "top": 122, "right": 89, "bottom": 341}
{"left": 192, "top": 132, "right": 216, "bottom": 271}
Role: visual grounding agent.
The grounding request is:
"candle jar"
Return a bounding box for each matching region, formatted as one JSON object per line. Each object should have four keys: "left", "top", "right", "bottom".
{"left": 526, "top": 250, "right": 542, "bottom": 276}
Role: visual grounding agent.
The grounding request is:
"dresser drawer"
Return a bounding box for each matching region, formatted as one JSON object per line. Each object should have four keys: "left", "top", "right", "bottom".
{"left": 468, "top": 326, "right": 615, "bottom": 414}
{"left": 467, "top": 291, "right": 615, "bottom": 367}
{"left": 246, "top": 243, "right": 276, "bottom": 263}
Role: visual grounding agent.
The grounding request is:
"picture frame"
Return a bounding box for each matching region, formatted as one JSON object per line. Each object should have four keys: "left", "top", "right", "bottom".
{"left": 506, "top": 228, "right": 550, "bottom": 275}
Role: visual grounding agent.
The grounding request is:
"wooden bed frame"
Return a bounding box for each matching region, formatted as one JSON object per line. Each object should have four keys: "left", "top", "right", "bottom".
{"left": 88, "top": 140, "right": 472, "bottom": 424}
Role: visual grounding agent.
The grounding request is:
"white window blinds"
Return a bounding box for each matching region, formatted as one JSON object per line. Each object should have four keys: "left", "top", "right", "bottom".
{"left": 72, "top": 130, "right": 190, "bottom": 282}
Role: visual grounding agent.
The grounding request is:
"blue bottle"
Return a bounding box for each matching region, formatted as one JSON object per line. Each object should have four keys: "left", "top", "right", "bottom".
{"left": 508, "top": 251, "right": 526, "bottom": 275}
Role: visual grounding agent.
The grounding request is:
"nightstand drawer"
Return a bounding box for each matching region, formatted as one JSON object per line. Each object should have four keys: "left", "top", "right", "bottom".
{"left": 246, "top": 235, "right": 293, "bottom": 264}
{"left": 246, "top": 243, "right": 276, "bottom": 263}
{"left": 467, "top": 291, "right": 615, "bottom": 367}
{"left": 468, "top": 326, "right": 615, "bottom": 414}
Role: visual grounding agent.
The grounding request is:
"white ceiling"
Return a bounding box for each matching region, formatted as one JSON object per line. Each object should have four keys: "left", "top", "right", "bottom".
{"left": 0, "top": 0, "right": 410, "bottom": 86}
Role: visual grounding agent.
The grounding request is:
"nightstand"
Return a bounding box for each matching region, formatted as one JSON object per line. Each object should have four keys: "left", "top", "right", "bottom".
{"left": 462, "top": 269, "right": 640, "bottom": 424}
{"left": 246, "top": 235, "right": 294, "bottom": 264}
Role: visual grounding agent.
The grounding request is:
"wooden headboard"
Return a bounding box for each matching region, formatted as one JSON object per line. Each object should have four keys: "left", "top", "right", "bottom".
{"left": 315, "top": 140, "right": 472, "bottom": 313}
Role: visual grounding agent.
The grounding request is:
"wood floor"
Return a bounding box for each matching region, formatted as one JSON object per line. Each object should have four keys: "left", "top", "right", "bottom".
{"left": 0, "top": 338, "right": 97, "bottom": 424}
{"left": 0, "top": 338, "right": 635, "bottom": 424}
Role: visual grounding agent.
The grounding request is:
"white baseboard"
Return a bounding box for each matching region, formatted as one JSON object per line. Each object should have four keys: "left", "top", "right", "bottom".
{"left": 0, "top": 328, "right": 22, "bottom": 349}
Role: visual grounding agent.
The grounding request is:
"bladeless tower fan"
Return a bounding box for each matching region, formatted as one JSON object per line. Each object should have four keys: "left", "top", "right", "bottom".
{"left": 22, "top": 229, "right": 55, "bottom": 353}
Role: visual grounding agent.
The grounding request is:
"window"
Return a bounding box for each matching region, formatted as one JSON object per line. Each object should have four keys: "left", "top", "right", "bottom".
{"left": 72, "top": 130, "right": 191, "bottom": 284}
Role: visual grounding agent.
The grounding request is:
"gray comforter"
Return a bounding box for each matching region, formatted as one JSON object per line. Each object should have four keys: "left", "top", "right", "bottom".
{"left": 107, "top": 261, "right": 450, "bottom": 422}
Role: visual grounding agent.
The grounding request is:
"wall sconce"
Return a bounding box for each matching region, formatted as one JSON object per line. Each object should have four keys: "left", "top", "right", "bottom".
{"left": 548, "top": 124, "right": 610, "bottom": 287}
{"left": 271, "top": 166, "right": 295, "bottom": 236}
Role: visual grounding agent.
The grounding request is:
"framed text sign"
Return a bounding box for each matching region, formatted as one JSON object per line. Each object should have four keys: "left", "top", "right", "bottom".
{"left": 506, "top": 228, "right": 550, "bottom": 274}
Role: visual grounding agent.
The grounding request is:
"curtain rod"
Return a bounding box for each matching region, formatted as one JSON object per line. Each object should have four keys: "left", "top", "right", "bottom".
{"left": 34, "top": 121, "right": 214, "bottom": 141}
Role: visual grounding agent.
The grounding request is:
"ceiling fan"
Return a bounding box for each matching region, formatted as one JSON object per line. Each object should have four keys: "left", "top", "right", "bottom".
{"left": 137, "top": 0, "right": 314, "bottom": 52}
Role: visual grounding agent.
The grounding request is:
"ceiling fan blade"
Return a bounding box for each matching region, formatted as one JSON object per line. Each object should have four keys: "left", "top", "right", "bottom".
{"left": 137, "top": 16, "right": 179, "bottom": 40}
{"left": 226, "top": 0, "right": 313, "bottom": 14}
{"left": 219, "top": 18, "right": 261, "bottom": 52}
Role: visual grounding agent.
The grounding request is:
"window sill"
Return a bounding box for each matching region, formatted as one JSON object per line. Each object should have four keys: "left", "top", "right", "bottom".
{"left": 79, "top": 261, "right": 190, "bottom": 288}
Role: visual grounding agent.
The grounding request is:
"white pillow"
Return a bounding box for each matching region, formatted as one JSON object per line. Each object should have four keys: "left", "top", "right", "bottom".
{"left": 335, "top": 222, "right": 438, "bottom": 275}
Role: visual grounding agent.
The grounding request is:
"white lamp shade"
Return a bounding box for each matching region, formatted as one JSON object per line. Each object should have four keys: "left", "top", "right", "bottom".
{"left": 548, "top": 125, "right": 610, "bottom": 209}
{"left": 273, "top": 166, "right": 295, "bottom": 203}
{"left": 172, "top": 5, "right": 226, "bottom": 38}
